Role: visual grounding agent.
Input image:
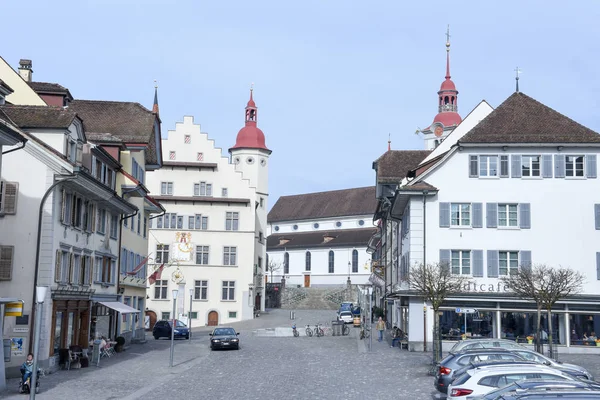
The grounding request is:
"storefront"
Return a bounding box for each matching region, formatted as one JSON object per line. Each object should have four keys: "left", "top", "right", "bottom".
{"left": 90, "top": 296, "right": 139, "bottom": 342}
{"left": 50, "top": 289, "right": 93, "bottom": 357}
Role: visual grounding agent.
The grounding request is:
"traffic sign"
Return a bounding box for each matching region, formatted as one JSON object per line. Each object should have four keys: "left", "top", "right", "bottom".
{"left": 455, "top": 308, "right": 477, "bottom": 314}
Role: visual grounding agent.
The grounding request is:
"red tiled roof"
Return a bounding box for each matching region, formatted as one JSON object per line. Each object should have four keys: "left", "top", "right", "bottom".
{"left": 373, "top": 150, "right": 431, "bottom": 183}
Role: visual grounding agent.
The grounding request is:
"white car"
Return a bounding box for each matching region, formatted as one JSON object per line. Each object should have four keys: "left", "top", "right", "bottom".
{"left": 447, "top": 365, "right": 576, "bottom": 399}
{"left": 337, "top": 310, "right": 353, "bottom": 324}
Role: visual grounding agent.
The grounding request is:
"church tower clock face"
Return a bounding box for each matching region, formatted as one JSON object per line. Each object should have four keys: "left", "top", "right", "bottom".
{"left": 434, "top": 125, "right": 444, "bottom": 137}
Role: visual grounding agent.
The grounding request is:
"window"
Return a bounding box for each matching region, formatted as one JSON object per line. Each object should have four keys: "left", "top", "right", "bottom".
{"left": 498, "top": 204, "right": 518, "bottom": 227}
{"left": 499, "top": 251, "right": 519, "bottom": 275}
{"left": 0, "top": 245, "right": 14, "bottom": 280}
{"left": 222, "top": 281, "right": 235, "bottom": 301}
{"left": 0, "top": 181, "right": 18, "bottom": 215}
{"left": 155, "top": 280, "right": 168, "bottom": 299}
{"left": 194, "top": 182, "right": 213, "bottom": 196}
{"left": 328, "top": 250, "right": 334, "bottom": 273}
{"left": 132, "top": 158, "right": 139, "bottom": 179}
{"left": 228, "top": 311, "right": 237, "bottom": 318}
{"left": 335, "top": 221, "right": 342, "bottom": 227}
{"left": 66, "top": 139, "right": 77, "bottom": 162}
{"left": 110, "top": 214, "right": 118, "bottom": 239}
{"left": 450, "top": 203, "right": 471, "bottom": 226}
{"left": 305, "top": 251, "right": 311, "bottom": 271}
{"left": 81, "top": 255, "right": 92, "bottom": 285}
{"left": 284, "top": 252, "right": 289, "bottom": 274}
{"left": 225, "top": 212, "right": 239, "bottom": 231}
{"left": 137, "top": 214, "right": 141, "bottom": 235}
{"left": 84, "top": 202, "right": 95, "bottom": 232}
{"left": 479, "top": 155, "right": 498, "bottom": 177}
{"left": 222, "top": 188, "right": 228, "bottom": 197}
{"left": 274, "top": 226, "right": 279, "bottom": 231}
{"left": 138, "top": 166, "right": 145, "bottom": 184}
{"left": 451, "top": 250, "right": 471, "bottom": 275}
{"left": 157, "top": 213, "right": 178, "bottom": 229}
{"left": 194, "top": 280, "right": 208, "bottom": 300}
{"left": 259, "top": 231, "right": 263, "bottom": 243}
{"left": 143, "top": 217, "right": 147, "bottom": 238}
{"left": 522, "top": 155, "right": 541, "bottom": 177}
{"left": 196, "top": 246, "right": 209, "bottom": 265}
{"left": 223, "top": 247, "right": 237, "bottom": 266}
{"left": 197, "top": 152, "right": 204, "bottom": 161}
{"left": 169, "top": 151, "right": 176, "bottom": 160}
{"left": 160, "top": 182, "right": 173, "bottom": 195}
{"left": 184, "top": 135, "right": 191, "bottom": 144}
{"left": 71, "top": 254, "right": 81, "bottom": 284}
{"left": 260, "top": 197, "right": 264, "bottom": 208}
{"left": 161, "top": 312, "right": 170, "bottom": 320}
{"left": 500, "top": 155, "right": 509, "bottom": 177}
{"left": 358, "top": 220, "right": 365, "bottom": 226}
{"left": 313, "top": 223, "right": 319, "bottom": 229}
{"left": 189, "top": 312, "right": 198, "bottom": 319}
{"left": 97, "top": 209, "right": 106, "bottom": 234}
{"left": 156, "top": 244, "right": 170, "bottom": 263}
{"left": 102, "top": 258, "right": 113, "bottom": 283}
{"left": 352, "top": 249, "right": 358, "bottom": 273}
{"left": 566, "top": 155, "right": 585, "bottom": 177}
{"left": 293, "top": 224, "right": 298, "bottom": 230}
{"left": 189, "top": 214, "right": 208, "bottom": 230}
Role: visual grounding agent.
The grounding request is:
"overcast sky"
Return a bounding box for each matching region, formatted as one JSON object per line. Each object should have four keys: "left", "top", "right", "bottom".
{"left": 3, "top": 1, "right": 599, "bottom": 208}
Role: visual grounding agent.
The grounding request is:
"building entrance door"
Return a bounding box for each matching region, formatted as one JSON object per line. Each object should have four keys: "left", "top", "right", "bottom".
{"left": 208, "top": 311, "right": 219, "bottom": 326}
{"left": 145, "top": 310, "right": 157, "bottom": 331}
{"left": 304, "top": 275, "right": 310, "bottom": 288}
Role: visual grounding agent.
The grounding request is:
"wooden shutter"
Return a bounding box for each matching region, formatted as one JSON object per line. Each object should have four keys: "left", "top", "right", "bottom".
{"left": 520, "top": 251, "right": 532, "bottom": 271}
{"left": 60, "top": 189, "right": 66, "bottom": 223}
{"left": 472, "top": 250, "right": 483, "bottom": 277}
{"left": 87, "top": 257, "right": 93, "bottom": 285}
{"left": 486, "top": 203, "right": 498, "bottom": 228}
{"left": 0, "top": 246, "right": 14, "bottom": 280}
{"left": 439, "top": 249, "right": 450, "bottom": 271}
{"left": 1, "top": 182, "right": 18, "bottom": 215}
{"left": 519, "top": 203, "right": 531, "bottom": 229}
{"left": 487, "top": 250, "right": 499, "bottom": 278}
{"left": 69, "top": 253, "right": 75, "bottom": 283}
{"left": 554, "top": 154, "right": 565, "bottom": 178}
{"left": 587, "top": 155, "right": 597, "bottom": 178}
{"left": 511, "top": 155, "right": 522, "bottom": 178}
{"left": 111, "top": 259, "right": 116, "bottom": 284}
{"left": 472, "top": 203, "right": 483, "bottom": 228}
{"left": 54, "top": 250, "right": 62, "bottom": 283}
{"left": 439, "top": 203, "right": 450, "bottom": 227}
{"left": 542, "top": 155, "right": 553, "bottom": 178}
{"left": 469, "top": 156, "right": 478, "bottom": 178}
{"left": 500, "top": 155, "right": 509, "bottom": 178}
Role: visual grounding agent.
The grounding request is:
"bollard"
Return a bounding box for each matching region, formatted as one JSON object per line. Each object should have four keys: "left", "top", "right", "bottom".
{"left": 290, "top": 311, "right": 295, "bottom": 320}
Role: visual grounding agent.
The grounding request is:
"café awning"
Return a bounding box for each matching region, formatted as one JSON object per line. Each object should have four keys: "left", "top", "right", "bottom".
{"left": 98, "top": 301, "right": 140, "bottom": 314}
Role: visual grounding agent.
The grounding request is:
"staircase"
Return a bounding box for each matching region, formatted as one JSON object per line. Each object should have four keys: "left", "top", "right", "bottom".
{"left": 281, "top": 286, "right": 358, "bottom": 310}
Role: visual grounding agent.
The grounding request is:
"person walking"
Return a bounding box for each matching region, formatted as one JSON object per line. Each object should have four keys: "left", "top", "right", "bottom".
{"left": 376, "top": 317, "right": 385, "bottom": 342}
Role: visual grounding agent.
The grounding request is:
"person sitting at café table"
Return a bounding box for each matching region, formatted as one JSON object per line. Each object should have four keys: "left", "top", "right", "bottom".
{"left": 584, "top": 332, "right": 597, "bottom": 342}
{"left": 571, "top": 329, "right": 579, "bottom": 342}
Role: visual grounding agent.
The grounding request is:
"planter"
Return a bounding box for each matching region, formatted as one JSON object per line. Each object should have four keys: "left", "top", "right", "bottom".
{"left": 596, "top": 342, "right": 600, "bottom": 347}
{"left": 527, "top": 339, "right": 533, "bottom": 344}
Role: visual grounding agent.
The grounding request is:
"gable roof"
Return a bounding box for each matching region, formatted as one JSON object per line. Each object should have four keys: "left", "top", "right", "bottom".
{"left": 460, "top": 92, "right": 600, "bottom": 144}
{"left": 69, "top": 99, "right": 161, "bottom": 166}
{"left": 28, "top": 81, "right": 73, "bottom": 100}
{"left": 373, "top": 150, "right": 431, "bottom": 183}
{"left": 267, "top": 228, "right": 377, "bottom": 250}
{"left": 0, "top": 104, "right": 77, "bottom": 129}
{"left": 268, "top": 186, "right": 377, "bottom": 222}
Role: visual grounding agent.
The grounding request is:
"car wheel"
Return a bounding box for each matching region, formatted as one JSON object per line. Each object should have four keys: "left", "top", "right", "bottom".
{"left": 154, "top": 335, "right": 159, "bottom": 340}
{"left": 235, "top": 345, "right": 240, "bottom": 350}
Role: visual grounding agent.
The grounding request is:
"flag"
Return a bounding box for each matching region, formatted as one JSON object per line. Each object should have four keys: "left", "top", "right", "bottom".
{"left": 148, "top": 263, "right": 165, "bottom": 285}
{"left": 126, "top": 256, "right": 150, "bottom": 275}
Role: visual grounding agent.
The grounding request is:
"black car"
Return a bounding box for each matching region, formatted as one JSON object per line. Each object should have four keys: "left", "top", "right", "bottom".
{"left": 470, "top": 378, "right": 600, "bottom": 399}
{"left": 435, "top": 348, "right": 526, "bottom": 394}
{"left": 210, "top": 327, "right": 240, "bottom": 350}
{"left": 153, "top": 319, "right": 190, "bottom": 340}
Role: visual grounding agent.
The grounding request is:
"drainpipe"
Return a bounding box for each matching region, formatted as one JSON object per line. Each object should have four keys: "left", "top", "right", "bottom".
{"left": 2, "top": 140, "right": 27, "bottom": 155}
{"left": 422, "top": 190, "right": 428, "bottom": 353}
{"left": 29, "top": 174, "right": 77, "bottom": 353}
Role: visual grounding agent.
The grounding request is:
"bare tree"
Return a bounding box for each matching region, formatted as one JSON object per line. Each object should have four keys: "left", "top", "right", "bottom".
{"left": 408, "top": 262, "right": 469, "bottom": 362}
{"left": 267, "top": 259, "right": 283, "bottom": 283}
{"left": 500, "top": 264, "right": 584, "bottom": 356}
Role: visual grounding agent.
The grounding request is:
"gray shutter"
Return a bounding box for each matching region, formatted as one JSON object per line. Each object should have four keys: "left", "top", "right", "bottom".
{"left": 542, "top": 155, "right": 553, "bottom": 178}
{"left": 472, "top": 250, "right": 483, "bottom": 277}
{"left": 500, "top": 155, "right": 509, "bottom": 178}
{"left": 469, "top": 155, "right": 478, "bottom": 178}
{"left": 487, "top": 250, "right": 499, "bottom": 278}
{"left": 587, "top": 155, "right": 597, "bottom": 178}
{"left": 439, "top": 203, "right": 450, "bottom": 228}
{"left": 520, "top": 250, "right": 532, "bottom": 271}
{"left": 519, "top": 203, "right": 531, "bottom": 229}
{"left": 472, "top": 203, "right": 483, "bottom": 228}
{"left": 597, "top": 253, "right": 600, "bottom": 280}
{"left": 486, "top": 203, "right": 498, "bottom": 228}
{"left": 511, "top": 155, "right": 522, "bottom": 178}
{"left": 439, "top": 249, "right": 450, "bottom": 271}
{"left": 596, "top": 204, "right": 600, "bottom": 230}
{"left": 554, "top": 154, "right": 565, "bottom": 178}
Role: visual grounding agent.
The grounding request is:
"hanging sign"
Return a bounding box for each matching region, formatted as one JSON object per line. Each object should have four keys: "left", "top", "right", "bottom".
{"left": 455, "top": 308, "right": 477, "bottom": 314}
{"left": 5, "top": 301, "right": 23, "bottom": 317}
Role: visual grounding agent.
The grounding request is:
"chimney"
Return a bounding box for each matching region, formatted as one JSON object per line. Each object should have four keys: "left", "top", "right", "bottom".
{"left": 18, "top": 59, "right": 33, "bottom": 82}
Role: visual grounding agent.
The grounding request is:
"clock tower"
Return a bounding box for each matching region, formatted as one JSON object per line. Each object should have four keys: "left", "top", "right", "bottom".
{"left": 421, "top": 26, "right": 462, "bottom": 150}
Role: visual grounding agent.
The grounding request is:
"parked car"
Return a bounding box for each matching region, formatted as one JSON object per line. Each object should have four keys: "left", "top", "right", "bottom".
{"left": 153, "top": 319, "right": 190, "bottom": 340}
{"left": 450, "top": 338, "right": 527, "bottom": 353}
{"left": 447, "top": 365, "right": 576, "bottom": 399}
{"left": 508, "top": 348, "right": 594, "bottom": 380}
{"left": 498, "top": 390, "right": 600, "bottom": 400}
{"left": 469, "top": 378, "right": 600, "bottom": 400}
{"left": 209, "top": 327, "right": 240, "bottom": 350}
{"left": 339, "top": 302, "right": 353, "bottom": 312}
{"left": 337, "top": 310, "right": 353, "bottom": 324}
{"left": 435, "top": 348, "right": 527, "bottom": 393}
{"left": 452, "top": 360, "right": 541, "bottom": 388}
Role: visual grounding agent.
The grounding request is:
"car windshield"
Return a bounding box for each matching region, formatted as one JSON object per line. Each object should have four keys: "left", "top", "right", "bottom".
{"left": 167, "top": 320, "right": 187, "bottom": 328}
{"left": 214, "top": 328, "right": 236, "bottom": 336}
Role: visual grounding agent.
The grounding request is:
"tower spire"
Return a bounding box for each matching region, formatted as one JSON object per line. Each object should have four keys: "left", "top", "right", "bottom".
{"left": 152, "top": 80, "right": 159, "bottom": 115}
{"left": 445, "top": 25, "right": 451, "bottom": 79}
{"left": 515, "top": 67, "right": 522, "bottom": 93}
{"left": 387, "top": 133, "right": 391, "bottom": 151}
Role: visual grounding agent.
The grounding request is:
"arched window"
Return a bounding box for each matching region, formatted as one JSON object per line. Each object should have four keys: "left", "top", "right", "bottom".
{"left": 451, "top": 96, "right": 455, "bottom": 104}
{"left": 444, "top": 96, "right": 450, "bottom": 105}
{"left": 305, "top": 251, "right": 311, "bottom": 271}
{"left": 284, "top": 252, "right": 289, "bottom": 274}
{"left": 266, "top": 253, "right": 269, "bottom": 270}
{"left": 352, "top": 249, "right": 358, "bottom": 273}
{"left": 328, "top": 250, "right": 334, "bottom": 273}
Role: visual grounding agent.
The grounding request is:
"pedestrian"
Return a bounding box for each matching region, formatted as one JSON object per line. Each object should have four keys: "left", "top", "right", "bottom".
{"left": 376, "top": 317, "right": 385, "bottom": 342}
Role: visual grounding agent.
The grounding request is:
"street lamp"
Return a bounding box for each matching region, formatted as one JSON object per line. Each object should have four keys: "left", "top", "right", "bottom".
{"left": 423, "top": 301, "right": 427, "bottom": 352}
{"left": 188, "top": 288, "right": 193, "bottom": 341}
{"left": 30, "top": 286, "right": 48, "bottom": 400}
{"left": 169, "top": 289, "right": 178, "bottom": 367}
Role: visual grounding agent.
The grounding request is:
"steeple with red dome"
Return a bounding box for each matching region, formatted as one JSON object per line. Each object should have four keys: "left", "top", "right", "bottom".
{"left": 229, "top": 87, "right": 271, "bottom": 153}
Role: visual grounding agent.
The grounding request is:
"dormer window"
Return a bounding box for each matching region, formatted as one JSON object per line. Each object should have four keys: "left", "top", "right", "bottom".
{"left": 66, "top": 138, "right": 77, "bottom": 162}
{"left": 91, "top": 156, "right": 115, "bottom": 189}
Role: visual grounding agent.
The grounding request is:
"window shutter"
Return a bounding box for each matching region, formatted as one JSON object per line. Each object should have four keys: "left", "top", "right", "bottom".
{"left": 439, "top": 249, "right": 450, "bottom": 271}
{"left": 60, "top": 189, "right": 66, "bottom": 223}
{"left": 587, "top": 155, "right": 597, "bottom": 178}
{"left": 511, "top": 155, "right": 522, "bottom": 178}
{"left": 486, "top": 203, "right": 498, "bottom": 228}
{"left": 54, "top": 250, "right": 62, "bottom": 283}
{"left": 69, "top": 253, "right": 75, "bottom": 283}
{"left": 520, "top": 250, "right": 532, "bottom": 271}
{"left": 542, "top": 155, "right": 553, "bottom": 178}
{"left": 111, "top": 260, "right": 116, "bottom": 284}
{"left": 472, "top": 250, "right": 483, "bottom": 277}
{"left": 90, "top": 204, "right": 96, "bottom": 231}
{"left": 500, "top": 155, "right": 509, "bottom": 178}
{"left": 597, "top": 253, "right": 600, "bottom": 280}
{"left": 1, "top": 182, "right": 18, "bottom": 214}
{"left": 519, "top": 203, "right": 531, "bottom": 229}
{"left": 469, "top": 155, "right": 478, "bottom": 178}
{"left": 554, "top": 154, "right": 565, "bottom": 178}
{"left": 487, "top": 250, "right": 499, "bottom": 278}
{"left": 87, "top": 257, "right": 92, "bottom": 285}
{"left": 149, "top": 217, "right": 153, "bottom": 229}
{"left": 472, "top": 203, "right": 483, "bottom": 228}
{"left": 439, "top": 203, "right": 450, "bottom": 228}
{"left": 596, "top": 204, "right": 600, "bottom": 230}
{"left": 0, "top": 246, "right": 14, "bottom": 280}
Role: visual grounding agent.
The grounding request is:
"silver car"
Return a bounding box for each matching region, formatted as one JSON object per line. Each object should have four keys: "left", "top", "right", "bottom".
{"left": 450, "top": 338, "right": 526, "bottom": 353}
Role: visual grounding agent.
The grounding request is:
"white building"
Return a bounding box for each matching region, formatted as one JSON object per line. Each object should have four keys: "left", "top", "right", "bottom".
{"left": 381, "top": 91, "right": 600, "bottom": 353}
{"left": 266, "top": 187, "right": 377, "bottom": 288}
{"left": 145, "top": 90, "right": 270, "bottom": 328}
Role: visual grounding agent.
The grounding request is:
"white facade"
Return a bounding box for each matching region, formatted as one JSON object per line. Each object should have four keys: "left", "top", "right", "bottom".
{"left": 146, "top": 115, "right": 268, "bottom": 328}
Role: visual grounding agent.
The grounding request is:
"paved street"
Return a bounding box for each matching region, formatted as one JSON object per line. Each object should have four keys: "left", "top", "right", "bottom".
{"left": 3, "top": 309, "right": 600, "bottom": 399}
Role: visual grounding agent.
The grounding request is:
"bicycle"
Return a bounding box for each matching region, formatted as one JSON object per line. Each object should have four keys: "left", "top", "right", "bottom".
{"left": 305, "top": 325, "right": 313, "bottom": 337}
{"left": 360, "top": 325, "right": 371, "bottom": 340}
{"left": 342, "top": 324, "right": 350, "bottom": 336}
{"left": 313, "top": 323, "right": 324, "bottom": 337}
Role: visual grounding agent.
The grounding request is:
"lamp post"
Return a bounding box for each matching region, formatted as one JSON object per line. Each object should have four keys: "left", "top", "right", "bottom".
{"left": 423, "top": 301, "right": 427, "bottom": 352}
{"left": 169, "top": 289, "right": 178, "bottom": 367}
{"left": 188, "top": 288, "right": 193, "bottom": 341}
{"left": 30, "top": 286, "right": 48, "bottom": 400}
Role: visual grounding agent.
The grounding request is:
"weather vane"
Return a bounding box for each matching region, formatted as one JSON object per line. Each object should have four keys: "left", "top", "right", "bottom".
{"left": 250, "top": 82, "right": 254, "bottom": 92}
{"left": 154, "top": 79, "right": 158, "bottom": 89}
{"left": 514, "top": 67, "right": 522, "bottom": 92}
{"left": 446, "top": 24, "right": 451, "bottom": 44}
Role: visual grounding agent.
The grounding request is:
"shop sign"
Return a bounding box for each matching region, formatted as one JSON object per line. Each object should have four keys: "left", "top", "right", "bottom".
{"left": 5, "top": 301, "right": 23, "bottom": 316}
{"left": 455, "top": 281, "right": 510, "bottom": 293}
